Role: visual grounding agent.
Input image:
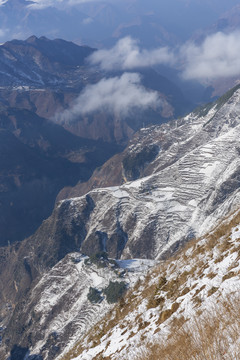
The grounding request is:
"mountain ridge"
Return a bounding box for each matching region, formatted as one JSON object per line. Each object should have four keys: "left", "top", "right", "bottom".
{"left": 1, "top": 83, "right": 240, "bottom": 359}
{"left": 0, "top": 36, "right": 191, "bottom": 144}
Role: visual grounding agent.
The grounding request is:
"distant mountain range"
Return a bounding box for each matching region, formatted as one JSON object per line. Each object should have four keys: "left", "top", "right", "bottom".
{"left": 2, "top": 0, "right": 240, "bottom": 101}
{"left": 0, "top": 35, "right": 194, "bottom": 141}
{"left": 0, "top": 0, "right": 240, "bottom": 46}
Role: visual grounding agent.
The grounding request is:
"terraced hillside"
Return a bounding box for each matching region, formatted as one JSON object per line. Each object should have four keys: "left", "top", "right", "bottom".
{"left": 52, "top": 85, "right": 240, "bottom": 260}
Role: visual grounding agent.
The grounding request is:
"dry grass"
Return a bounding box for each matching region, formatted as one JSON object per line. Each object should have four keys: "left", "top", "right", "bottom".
{"left": 138, "top": 319, "right": 150, "bottom": 331}
{"left": 192, "top": 295, "right": 202, "bottom": 307}
{"left": 62, "top": 209, "right": 240, "bottom": 360}
{"left": 207, "top": 286, "right": 218, "bottom": 297}
{"left": 190, "top": 209, "right": 240, "bottom": 262}
{"left": 136, "top": 294, "right": 240, "bottom": 360}
{"left": 222, "top": 271, "right": 237, "bottom": 282}
{"left": 207, "top": 271, "right": 217, "bottom": 279}
{"left": 180, "top": 286, "right": 190, "bottom": 296}
{"left": 207, "top": 209, "right": 240, "bottom": 244}
{"left": 194, "top": 285, "right": 206, "bottom": 297}
{"left": 61, "top": 267, "right": 162, "bottom": 360}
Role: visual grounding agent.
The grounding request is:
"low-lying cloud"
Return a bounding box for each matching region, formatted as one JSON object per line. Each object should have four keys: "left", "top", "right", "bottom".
{"left": 89, "top": 36, "right": 175, "bottom": 71}
{"left": 55, "top": 73, "right": 160, "bottom": 122}
{"left": 89, "top": 32, "right": 240, "bottom": 82}
{"left": 54, "top": 32, "right": 240, "bottom": 123}
{"left": 182, "top": 31, "right": 240, "bottom": 80}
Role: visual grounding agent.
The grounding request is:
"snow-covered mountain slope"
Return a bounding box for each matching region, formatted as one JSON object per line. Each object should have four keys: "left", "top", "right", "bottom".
{"left": 0, "top": 252, "right": 156, "bottom": 360}
{"left": 53, "top": 85, "right": 240, "bottom": 260}
{"left": 2, "top": 84, "right": 240, "bottom": 359}
{"left": 29, "top": 257, "right": 155, "bottom": 359}
{"left": 64, "top": 208, "right": 240, "bottom": 360}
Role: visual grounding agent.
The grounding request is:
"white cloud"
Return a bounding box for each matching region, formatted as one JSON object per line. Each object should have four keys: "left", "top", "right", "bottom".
{"left": 68, "top": 0, "right": 99, "bottom": 4}
{"left": 0, "top": 29, "right": 7, "bottom": 38}
{"left": 27, "top": 0, "right": 63, "bottom": 9}
{"left": 55, "top": 73, "right": 160, "bottom": 122}
{"left": 0, "top": 0, "right": 8, "bottom": 5}
{"left": 88, "top": 36, "right": 175, "bottom": 71}
{"left": 182, "top": 31, "right": 240, "bottom": 80}
{"left": 88, "top": 32, "right": 240, "bottom": 81}
{"left": 27, "top": 0, "right": 102, "bottom": 10}
{"left": 82, "top": 17, "right": 93, "bottom": 25}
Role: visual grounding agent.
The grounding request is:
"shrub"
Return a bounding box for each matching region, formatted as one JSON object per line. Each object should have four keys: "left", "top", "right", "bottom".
{"left": 87, "top": 287, "right": 102, "bottom": 303}
{"left": 88, "top": 251, "right": 109, "bottom": 268}
{"left": 90, "top": 251, "right": 108, "bottom": 262}
{"left": 103, "top": 281, "right": 127, "bottom": 304}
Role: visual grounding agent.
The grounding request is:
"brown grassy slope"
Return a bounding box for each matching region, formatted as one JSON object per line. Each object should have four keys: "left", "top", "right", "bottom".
{"left": 137, "top": 294, "right": 240, "bottom": 360}
{"left": 62, "top": 208, "right": 240, "bottom": 360}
